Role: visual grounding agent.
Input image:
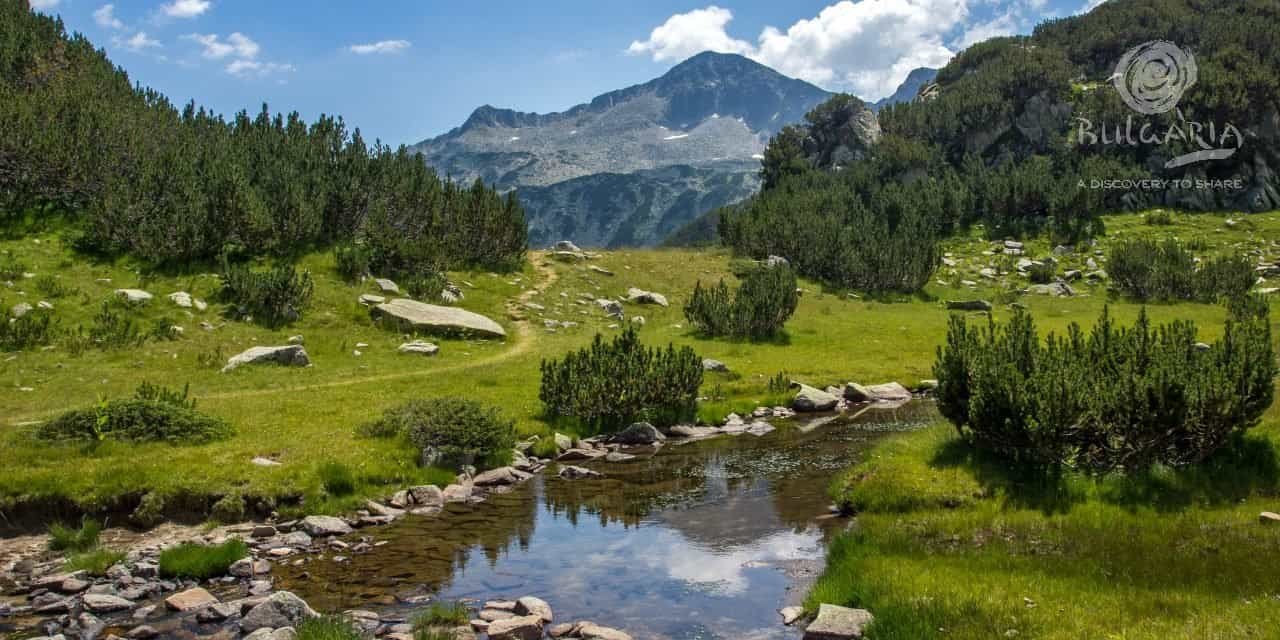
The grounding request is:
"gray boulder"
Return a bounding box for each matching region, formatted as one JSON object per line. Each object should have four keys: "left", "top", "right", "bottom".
{"left": 299, "top": 515, "right": 352, "bottom": 537}
{"left": 625, "top": 287, "right": 669, "bottom": 307}
{"left": 221, "top": 345, "right": 311, "bottom": 373}
{"left": 115, "top": 289, "right": 153, "bottom": 304}
{"left": 514, "top": 596, "right": 553, "bottom": 623}
{"left": 374, "top": 278, "right": 400, "bottom": 294}
{"left": 1027, "top": 282, "right": 1075, "bottom": 297}
{"left": 473, "top": 466, "right": 532, "bottom": 487}
{"left": 553, "top": 241, "right": 582, "bottom": 252}
{"left": 372, "top": 298, "right": 506, "bottom": 338}
{"left": 240, "top": 592, "right": 319, "bottom": 633}
{"left": 486, "top": 614, "right": 543, "bottom": 640}
{"left": 702, "top": 358, "right": 729, "bottom": 372}
{"left": 595, "top": 298, "right": 624, "bottom": 319}
{"left": 609, "top": 422, "right": 666, "bottom": 445}
{"left": 792, "top": 384, "right": 839, "bottom": 412}
{"left": 844, "top": 382, "right": 912, "bottom": 403}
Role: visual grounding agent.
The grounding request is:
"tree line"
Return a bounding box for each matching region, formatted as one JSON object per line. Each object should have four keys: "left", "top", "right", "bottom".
{"left": 0, "top": 1, "right": 526, "bottom": 270}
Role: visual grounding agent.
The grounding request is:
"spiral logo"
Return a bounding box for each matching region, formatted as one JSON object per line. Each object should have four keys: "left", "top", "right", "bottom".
{"left": 1112, "top": 41, "right": 1197, "bottom": 115}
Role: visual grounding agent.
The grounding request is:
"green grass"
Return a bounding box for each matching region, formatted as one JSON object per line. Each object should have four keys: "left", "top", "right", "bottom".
{"left": 158, "top": 539, "right": 249, "bottom": 579}
{"left": 64, "top": 548, "right": 126, "bottom": 576}
{"left": 412, "top": 601, "right": 471, "bottom": 628}
{"left": 318, "top": 461, "right": 357, "bottom": 497}
{"left": 1, "top": 211, "right": 1278, "bottom": 521}
{"left": 809, "top": 407, "right": 1280, "bottom": 639}
{"left": 47, "top": 518, "right": 102, "bottom": 552}
{"left": 296, "top": 616, "right": 362, "bottom": 640}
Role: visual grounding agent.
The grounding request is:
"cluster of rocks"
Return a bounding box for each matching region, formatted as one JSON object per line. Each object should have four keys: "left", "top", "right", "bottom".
{"left": 937, "top": 240, "right": 1109, "bottom": 299}
{"left": 0, "top": 523, "right": 331, "bottom": 640}
{"left": 790, "top": 380, "right": 921, "bottom": 413}
{"left": 468, "top": 596, "right": 632, "bottom": 640}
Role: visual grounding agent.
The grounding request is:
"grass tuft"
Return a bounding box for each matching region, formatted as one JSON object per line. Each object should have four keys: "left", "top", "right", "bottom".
{"left": 296, "top": 615, "right": 362, "bottom": 640}
{"left": 318, "top": 461, "right": 357, "bottom": 496}
{"left": 64, "top": 548, "right": 126, "bottom": 576}
{"left": 412, "top": 600, "right": 470, "bottom": 628}
{"left": 158, "top": 539, "right": 249, "bottom": 579}
{"left": 47, "top": 518, "right": 102, "bottom": 553}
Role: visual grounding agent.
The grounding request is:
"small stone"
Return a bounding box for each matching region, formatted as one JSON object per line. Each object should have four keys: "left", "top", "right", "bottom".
{"left": 82, "top": 593, "right": 135, "bottom": 613}
{"left": 126, "top": 625, "right": 159, "bottom": 639}
{"left": 398, "top": 340, "right": 440, "bottom": 356}
{"left": 485, "top": 614, "right": 543, "bottom": 640}
{"left": 1260, "top": 511, "right": 1280, "bottom": 524}
{"left": 780, "top": 606, "right": 804, "bottom": 625}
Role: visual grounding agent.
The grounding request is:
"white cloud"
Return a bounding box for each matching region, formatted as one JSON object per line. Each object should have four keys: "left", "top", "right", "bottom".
{"left": 115, "top": 31, "right": 161, "bottom": 52}
{"left": 161, "top": 0, "right": 211, "bottom": 19}
{"left": 225, "top": 59, "right": 293, "bottom": 77}
{"left": 627, "top": 6, "right": 753, "bottom": 62}
{"left": 629, "top": 1, "right": 968, "bottom": 100}
{"left": 629, "top": 1, "right": 1070, "bottom": 100}
{"left": 185, "top": 32, "right": 259, "bottom": 59}
{"left": 94, "top": 4, "right": 125, "bottom": 30}
{"left": 1080, "top": 0, "right": 1109, "bottom": 12}
{"left": 348, "top": 39, "right": 412, "bottom": 55}
{"left": 29, "top": 0, "right": 60, "bottom": 9}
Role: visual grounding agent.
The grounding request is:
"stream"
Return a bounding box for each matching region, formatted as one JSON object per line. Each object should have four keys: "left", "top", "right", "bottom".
{"left": 276, "top": 401, "right": 937, "bottom": 639}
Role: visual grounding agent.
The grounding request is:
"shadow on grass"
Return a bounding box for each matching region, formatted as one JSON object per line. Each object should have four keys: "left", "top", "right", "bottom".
{"left": 929, "top": 434, "right": 1279, "bottom": 515}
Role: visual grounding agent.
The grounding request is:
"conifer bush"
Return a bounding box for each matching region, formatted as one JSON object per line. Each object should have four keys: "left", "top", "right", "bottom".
{"left": 37, "top": 382, "right": 232, "bottom": 444}
{"left": 539, "top": 327, "right": 703, "bottom": 430}
{"left": 685, "top": 264, "right": 799, "bottom": 339}
{"left": 219, "top": 262, "right": 314, "bottom": 328}
{"left": 1109, "top": 238, "right": 1254, "bottom": 303}
{"left": 934, "top": 302, "right": 1275, "bottom": 471}
{"left": 361, "top": 397, "right": 516, "bottom": 470}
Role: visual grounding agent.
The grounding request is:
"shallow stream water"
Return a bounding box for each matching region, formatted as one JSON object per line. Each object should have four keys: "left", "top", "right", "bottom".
{"left": 277, "top": 401, "right": 937, "bottom": 639}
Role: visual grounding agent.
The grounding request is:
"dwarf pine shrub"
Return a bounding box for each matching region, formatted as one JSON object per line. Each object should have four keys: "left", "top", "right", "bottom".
{"left": 685, "top": 265, "right": 799, "bottom": 340}
{"left": 361, "top": 397, "right": 516, "bottom": 470}
{"left": 1109, "top": 238, "right": 1253, "bottom": 303}
{"left": 219, "top": 261, "right": 314, "bottom": 327}
{"left": 934, "top": 301, "right": 1275, "bottom": 471}
{"left": 37, "top": 382, "right": 232, "bottom": 444}
{"left": 540, "top": 327, "right": 703, "bottom": 430}
{"left": 0, "top": 308, "right": 57, "bottom": 351}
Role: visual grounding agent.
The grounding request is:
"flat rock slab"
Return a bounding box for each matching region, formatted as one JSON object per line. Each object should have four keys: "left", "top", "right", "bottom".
{"left": 222, "top": 345, "right": 311, "bottom": 373}
{"left": 626, "top": 287, "right": 668, "bottom": 307}
{"left": 803, "top": 604, "right": 874, "bottom": 640}
{"left": 165, "top": 587, "right": 217, "bottom": 612}
{"left": 373, "top": 298, "right": 506, "bottom": 338}
{"left": 299, "top": 515, "right": 353, "bottom": 537}
{"left": 82, "top": 593, "right": 135, "bottom": 613}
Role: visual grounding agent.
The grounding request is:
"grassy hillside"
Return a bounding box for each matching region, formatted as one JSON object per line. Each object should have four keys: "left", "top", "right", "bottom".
{"left": 1, "top": 210, "right": 1277, "bottom": 522}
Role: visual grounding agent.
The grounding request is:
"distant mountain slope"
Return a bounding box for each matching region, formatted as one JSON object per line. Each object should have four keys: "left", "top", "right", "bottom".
{"left": 517, "top": 162, "right": 759, "bottom": 248}
{"left": 412, "top": 53, "right": 941, "bottom": 248}
{"left": 412, "top": 52, "right": 832, "bottom": 190}
{"left": 871, "top": 67, "right": 938, "bottom": 111}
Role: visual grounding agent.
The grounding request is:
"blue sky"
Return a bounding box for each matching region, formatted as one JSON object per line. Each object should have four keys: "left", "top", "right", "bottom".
{"left": 32, "top": 0, "right": 1106, "bottom": 145}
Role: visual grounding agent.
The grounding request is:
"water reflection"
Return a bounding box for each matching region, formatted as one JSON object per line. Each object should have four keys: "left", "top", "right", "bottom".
{"left": 279, "top": 402, "right": 936, "bottom": 639}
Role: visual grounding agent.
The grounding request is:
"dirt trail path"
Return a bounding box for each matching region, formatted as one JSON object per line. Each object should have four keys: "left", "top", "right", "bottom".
{"left": 7, "top": 255, "right": 561, "bottom": 421}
